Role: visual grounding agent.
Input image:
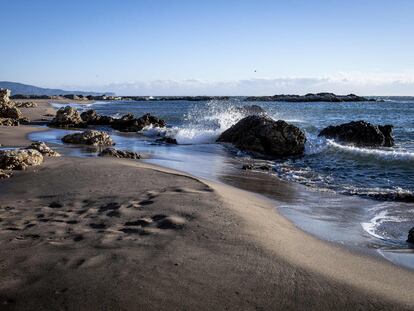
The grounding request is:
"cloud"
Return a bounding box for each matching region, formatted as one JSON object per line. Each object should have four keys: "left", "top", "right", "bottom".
{"left": 63, "top": 72, "right": 414, "bottom": 96}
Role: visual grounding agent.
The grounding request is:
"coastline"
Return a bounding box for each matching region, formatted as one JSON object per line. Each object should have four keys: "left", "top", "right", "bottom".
{"left": 0, "top": 100, "right": 413, "bottom": 309}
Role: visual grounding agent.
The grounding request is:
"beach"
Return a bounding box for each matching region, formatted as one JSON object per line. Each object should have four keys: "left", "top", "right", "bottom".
{"left": 0, "top": 100, "right": 413, "bottom": 310}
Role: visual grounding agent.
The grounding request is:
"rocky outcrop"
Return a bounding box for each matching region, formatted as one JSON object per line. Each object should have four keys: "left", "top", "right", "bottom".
{"left": 245, "top": 93, "right": 374, "bottom": 102}
{"left": 318, "top": 121, "right": 394, "bottom": 147}
{"left": 0, "top": 149, "right": 43, "bottom": 170}
{"left": 217, "top": 115, "right": 306, "bottom": 157}
{"left": 111, "top": 113, "right": 166, "bottom": 132}
{"left": 26, "top": 141, "right": 60, "bottom": 157}
{"left": 80, "top": 109, "right": 113, "bottom": 125}
{"left": 408, "top": 228, "right": 414, "bottom": 243}
{"left": 15, "top": 101, "right": 38, "bottom": 108}
{"left": 0, "top": 118, "right": 19, "bottom": 126}
{"left": 0, "top": 89, "right": 23, "bottom": 120}
{"left": 62, "top": 130, "right": 114, "bottom": 146}
{"left": 49, "top": 106, "right": 85, "bottom": 128}
{"left": 98, "top": 148, "right": 141, "bottom": 159}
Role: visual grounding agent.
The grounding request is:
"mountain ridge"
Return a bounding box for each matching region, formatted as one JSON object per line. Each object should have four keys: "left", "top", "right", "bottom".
{"left": 0, "top": 81, "right": 114, "bottom": 96}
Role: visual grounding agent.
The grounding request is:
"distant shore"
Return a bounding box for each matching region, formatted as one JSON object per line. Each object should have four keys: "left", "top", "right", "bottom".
{"left": 10, "top": 92, "right": 376, "bottom": 102}
{"left": 0, "top": 100, "right": 413, "bottom": 310}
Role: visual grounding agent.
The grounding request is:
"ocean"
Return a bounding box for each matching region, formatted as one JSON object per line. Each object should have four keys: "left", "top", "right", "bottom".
{"left": 29, "top": 97, "right": 414, "bottom": 269}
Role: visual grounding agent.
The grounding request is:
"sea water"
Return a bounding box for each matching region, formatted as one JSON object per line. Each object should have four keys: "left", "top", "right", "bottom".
{"left": 30, "top": 98, "right": 414, "bottom": 269}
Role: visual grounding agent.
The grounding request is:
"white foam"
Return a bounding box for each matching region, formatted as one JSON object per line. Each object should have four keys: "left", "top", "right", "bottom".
{"left": 327, "top": 139, "right": 414, "bottom": 161}
{"left": 361, "top": 210, "right": 408, "bottom": 240}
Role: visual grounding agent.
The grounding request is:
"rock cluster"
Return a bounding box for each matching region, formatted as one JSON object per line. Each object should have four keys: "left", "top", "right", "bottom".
{"left": 26, "top": 141, "right": 61, "bottom": 157}
{"left": 0, "top": 142, "right": 59, "bottom": 180}
{"left": 49, "top": 106, "right": 85, "bottom": 128}
{"left": 245, "top": 93, "right": 374, "bottom": 102}
{"left": 319, "top": 121, "right": 394, "bottom": 147}
{"left": 62, "top": 130, "right": 114, "bottom": 146}
{"left": 15, "top": 101, "right": 38, "bottom": 108}
{"left": 111, "top": 113, "right": 166, "bottom": 132}
{"left": 98, "top": 148, "right": 141, "bottom": 159}
{"left": 49, "top": 107, "right": 166, "bottom": 133}
{"left": 217, "top": 115, "right": 306, "bottom": 157}
{"left": 0, "top": 149, "right": 43, "bottom": 170}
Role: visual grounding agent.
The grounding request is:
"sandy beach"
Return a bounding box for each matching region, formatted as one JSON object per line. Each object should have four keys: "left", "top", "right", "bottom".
{"left": 0, "top": 101, "right": 413, "bottom": 310}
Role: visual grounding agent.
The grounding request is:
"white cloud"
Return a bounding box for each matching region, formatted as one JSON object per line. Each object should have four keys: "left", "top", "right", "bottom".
{"left": 63, "top": 72, "right": 414, "bottom": 96}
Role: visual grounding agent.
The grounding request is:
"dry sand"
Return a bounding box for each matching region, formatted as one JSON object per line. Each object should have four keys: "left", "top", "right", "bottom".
{"left": 0, "top": 102, "right": 413, "bottom": 310}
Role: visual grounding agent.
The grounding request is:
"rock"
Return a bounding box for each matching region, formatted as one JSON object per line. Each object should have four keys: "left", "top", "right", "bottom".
{"left": 0, "top": 89, "right": 25, "bottom": 121}
{"left": 0, "top": 89, "right": 11, "bottom": 103}
{"left": 236, "top": 105, "right": 266, "bottom": 116}
{"left": 111, "top": 113, "right": 166, "bottom": 132}
{"left": 61, "top": 130, "right": 114, "bottom": 146}
{"left": 245, "top": 93, "right": 374, "bottom": 102}
{"left": 0, "top": 102, "right": 23, "bottom": 119}
{"left": 98, "top": 148, "right": 141, "bottom": 159}
{"left": 0, "top": 149, "right": 43, "bottom": 170}
{"left": 0, "top": 118, "right": 19, "bottom": 126}
{"left": 49, "top": 106, "right": 85, "bottom": 128}
{"left": 26, "top": 141, "right": 60, "bottom": 157}
{"left": 0, "top": 169, "right": 12, "bottom": 179}
{"left": 15, "top": 101, "right": 38, "bottom": 108}
{"left": 408, "top": 228, "right": 414, "bottom": 243}
{"left": 242, "top": 163, "right": 271, "bottom": 171}
{"left": 80, "top": 109, "right": 113, "bottom": 125}
{"left": 318, "top": 120, "right": 394, "bottom": 147}
{"left": 156, "top": 137, "right": 178, "bottom": 144}
{"left": 217, "top": 115, "right": 306, "bottom": 157}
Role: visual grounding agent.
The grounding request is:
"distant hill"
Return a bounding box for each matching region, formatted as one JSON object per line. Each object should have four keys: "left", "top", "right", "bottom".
{"left": 0, "top": 81, "right": 114, "bottom": 96}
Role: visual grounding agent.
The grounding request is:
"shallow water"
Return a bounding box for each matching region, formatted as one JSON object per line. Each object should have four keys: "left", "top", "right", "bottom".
{"left": 31, "top": 98, "right": 414, "bottom": 269}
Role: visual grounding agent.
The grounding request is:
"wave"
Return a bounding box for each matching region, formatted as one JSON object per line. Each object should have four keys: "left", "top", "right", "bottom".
{"left": 142, "top": 100, "right": 249, "bottom": 144}
{"left": 51, "top": 102, "right": 102, "bottom": 111}
{"left": 361, "top": 209, "right": 410, "bottom": 241}
{"left": 327, "top": 140, "right": 414, "bottom": 161}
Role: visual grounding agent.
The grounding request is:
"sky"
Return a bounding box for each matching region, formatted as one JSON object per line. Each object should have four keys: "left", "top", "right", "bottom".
{"left": 1, "top": 0, "right": 414, "bottom": 95}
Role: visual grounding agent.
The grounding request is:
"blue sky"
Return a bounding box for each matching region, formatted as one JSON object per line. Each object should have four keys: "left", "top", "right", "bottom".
{"left": 1, "top": 0, "right": 414, "bottom": 95}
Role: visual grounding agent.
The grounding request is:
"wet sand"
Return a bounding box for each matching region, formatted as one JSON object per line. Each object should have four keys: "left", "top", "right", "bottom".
{"left": 0, "top": 101, "right": 413, "bottom": 310}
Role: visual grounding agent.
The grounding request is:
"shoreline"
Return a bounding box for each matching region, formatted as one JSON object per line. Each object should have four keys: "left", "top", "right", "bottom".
{"left": 0, "top": 100, "right": 413, "bottom": 309}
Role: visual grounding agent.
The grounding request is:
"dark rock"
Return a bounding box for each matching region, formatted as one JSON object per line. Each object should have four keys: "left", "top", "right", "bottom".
{"left": 156, "top": 137, "right": 178, "bottom": 144}
{"left": 242, "top": 164, "right": 254, "bottom": 170}
{"left": 242, "top": 163, "right": 271, "bottom": 171}
{"left": 217, "top": 115, "right": 306, "bottom": 157}
{"left": 49, "top": 106, "right": 85, "bottom": 128}
{"left": 408, "top": 228, "right": 414, "bottom": 243}
{"left": 62, "top": 130, "right": 114, "bottom": 146}
{"left": 246, "top": 93, "right": 373, "bottom": 102}
{"left": 319, "top": 120, "right": 394, "bottom": 147}
{"left": 80, "top": 109, "right": 113, "bottom": 125}
{"left": 98, "top": 148, "right": 141, "bottom": 159}
{"left": 111, "top": 113, "right": 166, "bottom": 132}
